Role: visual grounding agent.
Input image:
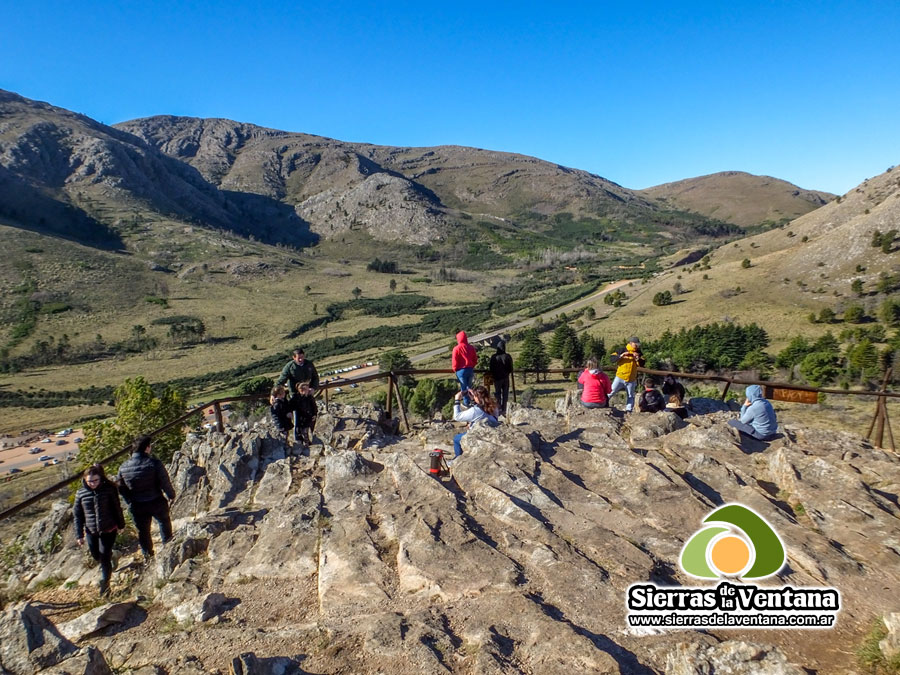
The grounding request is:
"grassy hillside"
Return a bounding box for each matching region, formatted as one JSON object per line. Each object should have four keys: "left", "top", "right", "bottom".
{"left": 641, "top": 171, "right": 834, "bottom": 229}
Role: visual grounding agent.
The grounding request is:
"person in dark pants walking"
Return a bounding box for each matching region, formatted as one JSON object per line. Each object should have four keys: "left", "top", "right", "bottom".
{"left": 489, "top": 340, "right": 514, "bottom": 416}
{"left": 116, "top": 435, "right": 176, "bottom": 561}
{"left": 73, "top": 464, "right": 125, "bottom": 596}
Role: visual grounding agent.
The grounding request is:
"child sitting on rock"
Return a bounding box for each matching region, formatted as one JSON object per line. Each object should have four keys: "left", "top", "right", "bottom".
{"left": 270, "top": 385, "right": 293, "bottom": 436}
{"left": 638, "top": 376, "right": 666, "bottom": 413}
{"left": 293, "top": 381, "right": 318, "bottom": 446}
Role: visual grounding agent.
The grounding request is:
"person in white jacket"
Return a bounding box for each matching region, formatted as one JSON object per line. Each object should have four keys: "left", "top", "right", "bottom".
{"left": 452, "top": 385, "right": 499, "bottom": 457}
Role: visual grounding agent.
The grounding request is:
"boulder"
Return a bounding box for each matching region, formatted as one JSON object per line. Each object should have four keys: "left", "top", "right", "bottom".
{"left": 171, "top": 592, "right": 229, "bottom": 624}
{"left": 666, "top": 640, "right": 805, "bottom": 675}
{"left": 880, "top": 611, "right": 900, "bottom": 660}
{"left": 40, "top": 646, "right": 113, "bottom": 674}
{"left": 0, "top": 602, "right": 78, "bottom": 673}
{"left": 58, "top": 602, "right": 136, "bottom": 642}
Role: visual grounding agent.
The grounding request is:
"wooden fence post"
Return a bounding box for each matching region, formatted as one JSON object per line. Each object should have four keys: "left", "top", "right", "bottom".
{"left": 214, "top": 402, "right": 224, "bottom": 433}
{"left": 386, "top": 373, "right": 394, "bottom": 419}
{"left": 391, "top": 373, "right": 411, "bottom": 432}
{"left": 511, "top": 371, "right": 517, "bottom": 403}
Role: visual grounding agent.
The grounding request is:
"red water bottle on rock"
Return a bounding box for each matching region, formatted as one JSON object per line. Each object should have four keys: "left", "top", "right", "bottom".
{"left": 429, "top": 450, "right": 443, "bottom": 478}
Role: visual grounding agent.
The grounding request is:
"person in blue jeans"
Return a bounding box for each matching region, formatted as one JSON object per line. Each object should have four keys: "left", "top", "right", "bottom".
{"left": 451, "top": 331, "right": 478, "bottom": 406}
{"left": 452, "top": 385, "right": 498, "bottom": 457}
{"left": 728, "top": 385, "right": 778, "bottom": 440}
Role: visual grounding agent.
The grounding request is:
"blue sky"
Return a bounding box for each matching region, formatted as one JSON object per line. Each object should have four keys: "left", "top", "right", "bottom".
{"left": 3, "top": 1, "right": 899, "bottom": 194}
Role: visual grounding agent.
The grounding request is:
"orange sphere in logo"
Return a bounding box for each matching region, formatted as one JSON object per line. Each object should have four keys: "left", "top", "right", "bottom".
{"left": 710, "top": 535, "right": 751, "bottom": 575}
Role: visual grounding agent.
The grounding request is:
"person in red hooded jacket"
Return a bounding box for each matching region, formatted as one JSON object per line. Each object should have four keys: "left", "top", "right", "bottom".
{"left": 451, "top": 331, "right": 478, "bottom": 406}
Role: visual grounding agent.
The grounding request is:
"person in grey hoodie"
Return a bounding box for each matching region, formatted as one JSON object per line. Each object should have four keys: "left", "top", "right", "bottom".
{"left": 728, "top": 385, "right": 778, "bottom": 441}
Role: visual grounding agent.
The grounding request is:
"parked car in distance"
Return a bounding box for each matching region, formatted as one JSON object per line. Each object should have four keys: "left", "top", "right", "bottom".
{"left": 51, "top": 458, "right": 61, "bottom": 465}
{"left": 350, "top": 383, "right": 359, "bottom": 388}
{"left": 42, "top": 437, "right": 53, "bottom": 443}
{"left": 29, "top": 447, "right": 42, "bottom": 454}
{"left": 55, "top": 439, "right": 67, "bottom": 445}
{"left": 74, "top": 437, "right": 83, "bottom": 443}
{"left": 43, "top": 461, "right": 52, "bottom": 467}
{"left": 9, "top": 468, "right": 22, "bottom": 474}
{"left": 39, "top": 455, "right": 52, "bottom": 461}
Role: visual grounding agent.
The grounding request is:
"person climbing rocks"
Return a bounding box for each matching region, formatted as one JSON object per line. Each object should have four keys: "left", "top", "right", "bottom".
{"left": 269, "top": 385, "right": 293, "bottom": 436}
{"left": 577, "top": 357, "right": 612, "bottom": 408}
{"left": 116, "top": 435, "right": 176, "bottom": 562}
{"left": 276, "top": 347, "right": 319, "bottom": 442}
{"left": 293, "top": 381, "right": 318, "bottom": 446}
{"left": 728, "top": 385, "right": 778, "bottom": 441}
{"left": 74, "top": 464, "right": 125, "bottom": 596}
{"left": 609, "top": 336, "right": 645, "bottom": 412}
{"left": 451, "top": 331, "right": 478, "bottom": 406}
{"left": 489, "top": 340, "right": 514, "bottom": 416}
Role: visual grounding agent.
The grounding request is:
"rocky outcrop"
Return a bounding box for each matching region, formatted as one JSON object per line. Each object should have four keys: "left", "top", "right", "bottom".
{"left": 6, "top": 401, "right": 900, "bottom": 673}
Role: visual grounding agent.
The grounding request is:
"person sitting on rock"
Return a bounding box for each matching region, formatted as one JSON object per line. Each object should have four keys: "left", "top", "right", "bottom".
{"left": 609, "top": 337, "right": 645, "bottom": 412}
{"left": 728, "top": 385, "right": 778, "bottom": 441}
{"left": 116, "top": 435, "right": 176, "bottom": 562}
{"left": 74, "top": 464, "right": 125, "bottom": 597}
{"left": 577, "top": 357, "right": 612, "bottom": 409}
{"left": 451, "top": 385, "right": 498, "bottom": 458}
{"left": 293, "top": 381, "right": 318, "bottom": 446}
{"left": 662, "top": 375, "right": 688, "bottom": 419}
{"left": 269, "top": 385, "right": 293, "bottom": 436}
{"left": 638, "top": 376, "right": 666, "bottom": 413}
{"left": 451, "top": 331, "right": 478, "bottom": 407}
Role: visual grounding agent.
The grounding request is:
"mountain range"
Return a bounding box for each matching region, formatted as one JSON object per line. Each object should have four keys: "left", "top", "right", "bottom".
{"left": 2, "top": 89, "right": 831, "bottom": 259}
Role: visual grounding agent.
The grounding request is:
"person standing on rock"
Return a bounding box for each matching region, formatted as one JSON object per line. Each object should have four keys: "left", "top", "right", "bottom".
{"left": 728, "top": 385, "right": 778, "bottom": 441}
{"left": 452, "top": 331, "right": 478, "bottom": 406}
{"left": 609, "top": 337, "right": 645, "bottom": 412}
{"left": 269, "top": 385, "right": 293, "bottom": 436}
{"left": 276, "top": 348, "right": 319, "bottom": 442}
{"left": 74, "top": 464, "right": 125, "bottom": 596}
{"left": 577, "top": 357, "right": 612, "bottom": 408}
{"left": 489, "top": 340, "right": 514, "bottom": 416}
{"left": 292, "top": 381, "right": 318, "bottom": 446}
{"left": 116, "top": 435, "right": 175, "bottom": 561}
{"left": 451, "top": 385, "right": 498, "bottom": 458}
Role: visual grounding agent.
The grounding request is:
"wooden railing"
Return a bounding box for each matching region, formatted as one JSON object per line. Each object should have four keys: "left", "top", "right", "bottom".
{"left": 0, "top": 366, "right": 895, "bottom": 522}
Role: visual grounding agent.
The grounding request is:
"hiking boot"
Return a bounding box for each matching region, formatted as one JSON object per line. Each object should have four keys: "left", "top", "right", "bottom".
{"left": 99, "top": 579, "right": 110, "bottom": 597}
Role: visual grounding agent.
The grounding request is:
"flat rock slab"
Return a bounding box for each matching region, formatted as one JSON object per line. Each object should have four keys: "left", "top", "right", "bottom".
{"left": 59, "top": 601, "right": 137, "bottom": 642}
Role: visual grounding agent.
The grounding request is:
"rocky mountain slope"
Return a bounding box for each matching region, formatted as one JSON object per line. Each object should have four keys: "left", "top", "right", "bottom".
{"left": 640, "top": 171, "right": 834, "bottom": 229}
{"left": 3, "top": 396, "right": 899, "bottom": 673}
{"left": 0, "top": 90, "right": 314, "bottom": 249}
{"left": 600, "top": 163, "right": 900, "bottom": 343}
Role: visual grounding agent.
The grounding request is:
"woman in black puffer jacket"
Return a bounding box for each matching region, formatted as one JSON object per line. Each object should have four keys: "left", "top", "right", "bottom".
{"left": 73, "top": 464, "right": 125, "bottom": 596}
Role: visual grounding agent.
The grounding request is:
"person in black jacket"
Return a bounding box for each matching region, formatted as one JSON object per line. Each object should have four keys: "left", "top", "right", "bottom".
{"left": 269, "top": 385, "right": 293, "bottom": 436}
{"left": 292, "top": 381, "right": 318, "bottom": 446}
{"left": 74, "top": 464, "right": 125, "bottom": 596}
{"left": 638, "top": 376, "right": 666, "bottom": 413}
{"left": 489, "top": 340, "right": 514, "bottom": 416}
{"left": 116, "top": 435, "right": 176, "bottom": 560}
{"left": 275, "top": 348, "right": 320, "bottom": 442}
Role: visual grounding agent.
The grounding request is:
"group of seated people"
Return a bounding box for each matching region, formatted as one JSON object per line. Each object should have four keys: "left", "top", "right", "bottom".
{"left": 577, "top": 358, "right": 778, "bottom": 441}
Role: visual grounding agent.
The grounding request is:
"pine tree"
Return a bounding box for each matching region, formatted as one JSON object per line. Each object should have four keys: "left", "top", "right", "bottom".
{"left": 515, "top": 329, "right": 549, "bottom": 382}
{"left": 78, "top": 377, "right": 187, "bottom": 472}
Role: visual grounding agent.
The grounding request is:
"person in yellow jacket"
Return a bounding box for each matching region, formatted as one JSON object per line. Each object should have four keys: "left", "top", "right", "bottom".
{"left": 609, "top": 337, "right": 646, "bottom": 412}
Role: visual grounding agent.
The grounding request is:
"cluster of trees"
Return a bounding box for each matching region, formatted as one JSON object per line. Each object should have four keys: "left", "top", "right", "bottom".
{"left": 643, "top": 323, "right": 769, "bottom": 373}
{"left": 871, "top": 229, "right": 898, "bottom": 253}
{"left": 77, "top": 377, "right": 189, "bottom": 472}
{"left": 366, "top": 258, "right": 400, "bottom": 274}
{"left": 775, "top": 331, "right": 897, "bottom": 386}
{"left": 603, "top": 289, "right": 627, "bottom": 307}
{"left": 652, "top": 290, "right": 673, "bottom": 306}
